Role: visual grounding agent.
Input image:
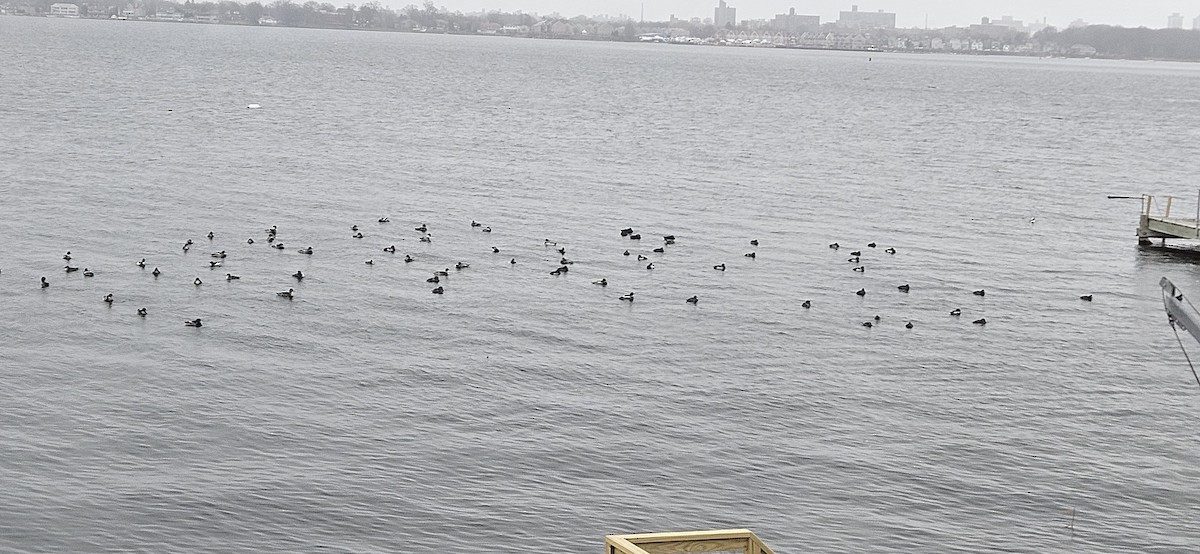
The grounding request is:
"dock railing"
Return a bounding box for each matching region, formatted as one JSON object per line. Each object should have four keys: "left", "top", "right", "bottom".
{"left": 1140, "top": 193, "right": 1200, "bottom": 243}
{"left": 605, "top": 529, "right": 776, "bottom": 554}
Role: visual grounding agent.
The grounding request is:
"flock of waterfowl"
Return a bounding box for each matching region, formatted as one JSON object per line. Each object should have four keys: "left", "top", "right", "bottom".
{"left": 20, "top": 218, "right": 1096, "bottom": 329}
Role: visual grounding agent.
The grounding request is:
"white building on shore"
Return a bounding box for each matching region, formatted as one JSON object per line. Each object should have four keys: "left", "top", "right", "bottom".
{"left": 49, "top": 3, "right": 79, "bottom": 17}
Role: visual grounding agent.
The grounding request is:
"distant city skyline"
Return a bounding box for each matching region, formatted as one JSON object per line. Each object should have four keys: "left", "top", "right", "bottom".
{"left": 371, "top": 0, "right": 1200, "bottom": 30}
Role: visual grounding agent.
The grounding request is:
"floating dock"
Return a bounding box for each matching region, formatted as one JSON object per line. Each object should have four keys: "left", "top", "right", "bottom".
{"left": 1139, "top": 194, "right": 1200, "bottom": 245}
{"left": 605, "top": 529, "right": 775, "bottom": 554}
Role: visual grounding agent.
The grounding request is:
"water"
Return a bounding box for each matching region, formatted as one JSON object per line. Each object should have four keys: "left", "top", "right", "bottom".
{"left": 3, "top": 17, "right": 1200, "bottom": 553}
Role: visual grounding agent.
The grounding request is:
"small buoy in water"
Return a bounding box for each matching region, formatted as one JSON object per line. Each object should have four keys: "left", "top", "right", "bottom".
{"left": 247, "top": 103, "right": 262, "bottom": 109}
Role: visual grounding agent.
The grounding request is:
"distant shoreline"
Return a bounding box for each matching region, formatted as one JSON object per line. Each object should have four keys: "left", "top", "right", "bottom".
{"left": 9, "top": 14, "right": 1199, "bottom": 63}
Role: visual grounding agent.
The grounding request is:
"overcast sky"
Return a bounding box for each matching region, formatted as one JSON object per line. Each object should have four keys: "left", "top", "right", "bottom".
{"left": 385, "top": 1, "right": 1200, "bottom": 29}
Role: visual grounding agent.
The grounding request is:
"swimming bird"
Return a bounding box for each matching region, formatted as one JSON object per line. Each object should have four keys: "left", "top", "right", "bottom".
{"left": 209, "top": 261, "right": 221, "bottom": 268}
{"left": 207, "top": 232, "right": 214, "bottom": 240}
{"left": 185, "top": 318, "right": 202, "bottom": 327}
{"left": 103, "top": 293, "right": 113, "bottom": 303}
{"left": 456, "top": 262, "right": 469, "bottom": 269}
{"left": 182, "top": 242, "right": 191, "bottom": 252}
{"left": 549, "top": 268, "right": 563, "bottom": 275}
{"left": 405, "top": 255, "right": 414, "bottom": 263}
{"left": 623, "top": 250, "right": 630, "bottom": 256}
{"left": 664, "top": 237, "right": 675, "bottom": 245}
{"left": 885, "top": 247, "right": 896, "bottom": 254}
{"left": 850, "top": 250, "right": 861, "bottom": 256}
{"left": 419, "top": 236, "right": 431, "bottom": 243}
{"left": 268, "top": 236, "right": 275, "bottom": 243}
{"left": 544, "top": 239, "right": 557, "bottom": 246}
{"left": 653, "top": 247, "right": 664, "bottom": 253}
{"left": 194, "top": 277, "right": 202, "bottom": 286}
{"left": 905, "top": 321, "right": 913, "bottom": 329}
{"left": 636, "top": 254, "right": 647, "bottom": 261}
{"left": 629, "top": 234, "right": 641, "bottom": 240}
{"left": 64, "top": 266, "right": 78, "bottom": 272}
{"left": 874, "top": 315, "right": 881, "bottom": 321}
{"left": 510, "top": 258, "right": 516, "bottom": 264}
{"left": 351, "top": 225, "right": 359, "bottom": 231}
{"left": 853, "top": 266, "right": 865, "bottom": 272}
{"left": 365, "top": 259, "right": 374, "bottom": 265}
{"left": 427, "top": 275, "right": 439, "bottom": 283}
{"left": 557, "top": 248, "right": 566, "bottom": 255}
{"left": 471, "top": 220, "right": 481, "bottom": 227}
{"left": 593, "top": 279, "right": 607, "bottom": 286}
{"left": 619, "top": 292, "right": 634, "bottom": 301}
{"left": 293, "top": 271, "right": 304, "bottom": 280}
{"left": 750, "top": 239, "right": 758, "bottom": 246}
{"left": 973, "top": 318, "right": 987, "bottom": 325}
{"left": 299, "top": 247, "right": 313, "bottom": 255}
{"left": 663, "top": 235, "right": 675, "bottom": 241}
{"left": 863, "top": 322, "right": 873, "bottom": 328}
{"left": 83, "top": 269, "right": 94, "bottom": 277}
{"left": 714, "top": 264, "right": 726, "bottom": 271}
{"left": 40, "top": 276, "right": 49, "bottom": 288}
{"left": 620, "top": 228, "right": 634, "bottom": 236}
{"left": 950, "top": 308, "right": 961, "bottom": 316}
{"left": 1080, "top": 294, "right": 1093, "bottom": 301}
{"left": 745, "top": 252, "right": 756, "bottom": 258}
{"left": 415, "top": 224, "right": 427, "bottom": 232}
{"left": 384, "top": 245, "right": 396, "bottom": 253}
{"left": 973, "top": 289, "right": 985, "bottom": 296}
{"left": 137, "top": 258, "right": 146, "bottom": 268}
{"left": 801, "top": 300, "right": 811, "bottom": 309}
{"left": 353, "top": 233, "right": 364, "bottom": 239}
{"left": 267, "top": 225, "right": 277, "bottom": 234}
{"left": 435, "top": 269, "right": 449, "bottom": 276}
{"left": 152, "top": 268, "right": 161, "bottom": 276}
{"left": 856, "top": 288, "right": 866, "bottom": 296}
{"left": 137, "top": 308, "right": 148, "bottom": 317}
{"left": 225, "top": 274, "right": 240, "bottom": 280}
{"left": 378, "top": 217, "right": 389, "bottom": 223}
{"left": 63, "top": 251, "right": 71, "bottom": 261}
{"left": 646, "top": 262, "right": 654, "bottom": 270}
{"left": 867, "top": 242, "right": 876, "bottom": 248}
{"left": 829, "top": 243, "right": 839, "bottom": 249}
{"left": 482, "top": 227, "right": 491, "bottom": 233}
{"left": 686, "top": 295, "right": 698, "bottom": 304}
{"left": 898, "top": 284, "right": 910, "bottom": 292}
{"left": 432, "top": 286, "right": 444, "bottom": 294}
{"left": 560, "top": 257, "right": 573, "bottom": 265}
{"left": 491, "top": 247, "right": 499, "bottom": 253}
{"left": 273, "top": 243, "right": 285, "bottom": 249}
{"left": 277, "top": 288, "right": 294, "bottom": 298}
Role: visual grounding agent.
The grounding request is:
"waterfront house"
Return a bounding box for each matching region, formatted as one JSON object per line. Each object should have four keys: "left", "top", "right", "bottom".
{"left": 49, "top": 3, "right": 78, "bottom": 16}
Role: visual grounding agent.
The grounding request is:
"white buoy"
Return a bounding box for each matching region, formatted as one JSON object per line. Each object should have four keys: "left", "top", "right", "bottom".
{"left": 247, "top": 103, "right": 262, "bottom": 109}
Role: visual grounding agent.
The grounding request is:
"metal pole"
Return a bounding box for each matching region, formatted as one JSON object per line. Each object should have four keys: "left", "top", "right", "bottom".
{"left": 1194, "top": 189, "right": 1198, "bottom": 237}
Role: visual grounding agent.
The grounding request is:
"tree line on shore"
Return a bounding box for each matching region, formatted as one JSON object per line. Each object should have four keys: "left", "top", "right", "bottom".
{"left": 1035, "top": 25, "right": 1200, "bottom": 60}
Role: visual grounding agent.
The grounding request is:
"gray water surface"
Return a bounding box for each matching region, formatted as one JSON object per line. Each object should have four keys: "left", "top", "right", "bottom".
{"left": 2, "top": 17, "right": 1200, "bottom": 553}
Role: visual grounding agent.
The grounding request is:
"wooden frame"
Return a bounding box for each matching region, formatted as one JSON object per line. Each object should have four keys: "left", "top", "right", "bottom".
{"left": 605, "top": 529, "right": 776, "bottom": 554}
